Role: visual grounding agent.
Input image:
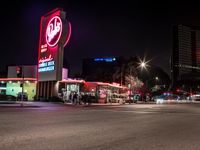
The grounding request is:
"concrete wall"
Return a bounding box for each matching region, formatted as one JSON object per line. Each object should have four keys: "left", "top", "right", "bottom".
{"left": 7, "top": 65, "right": 37, "bottom": 78}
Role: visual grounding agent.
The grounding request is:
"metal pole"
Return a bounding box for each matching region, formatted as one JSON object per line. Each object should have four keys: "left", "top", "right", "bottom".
{"left": 21, "top": 66, "right": 24, "bottom": 107}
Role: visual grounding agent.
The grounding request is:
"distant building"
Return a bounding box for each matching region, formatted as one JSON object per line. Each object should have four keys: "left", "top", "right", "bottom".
{"left": 172, "top": 24, "right": 200, "bottom": 87}
{"left": 82, "top": 57, "right": 118, "bottom": 82}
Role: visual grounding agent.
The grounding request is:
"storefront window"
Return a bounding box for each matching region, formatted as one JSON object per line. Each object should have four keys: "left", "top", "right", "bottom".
{"left": 66, "top": 84, "right": 79, "bottom": 92}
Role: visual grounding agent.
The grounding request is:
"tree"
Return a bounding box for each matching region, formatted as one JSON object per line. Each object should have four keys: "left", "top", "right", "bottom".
{"left": 113, "top": 56, "right": 139, "bottom": 85}
{"left": 125, "top": 75, "right": 143, "bottom": 93}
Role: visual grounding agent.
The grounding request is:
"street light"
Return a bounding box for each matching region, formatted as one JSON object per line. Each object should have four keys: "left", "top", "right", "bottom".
{"left": 155, "top": 76, "right": 159, "bottom": 81}
{"left": 140, "top": 62, "right": 147, "bottom": 69}
{"left": 141, "top": 62, "right": 146, "bottom": 68}
{"left": 138, "top": 58, "right": 149, "bottom": 70}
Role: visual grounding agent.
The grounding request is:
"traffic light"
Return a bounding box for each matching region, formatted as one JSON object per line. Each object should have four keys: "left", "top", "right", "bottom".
{"left": 16, "top": 66, "right": 22, "bottom": 78}
{"left": 176, "top": 88, "right": 180, "bottom": 93}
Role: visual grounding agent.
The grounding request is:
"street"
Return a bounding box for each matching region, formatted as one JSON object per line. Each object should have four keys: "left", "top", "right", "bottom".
{"left": 1, "top": 102, "right": 200, "bottom": 150}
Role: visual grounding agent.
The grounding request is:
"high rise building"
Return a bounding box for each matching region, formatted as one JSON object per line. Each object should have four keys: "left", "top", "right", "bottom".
{"left": 172, "top": 24, "right": 200, "bottom": 87}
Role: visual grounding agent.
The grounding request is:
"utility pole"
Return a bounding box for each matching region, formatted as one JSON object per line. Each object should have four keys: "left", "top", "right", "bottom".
{"left": 120, "top": 70, "right": 123, "bottom": 86}
{"left": 120, "top": 64, "right": 124, "bottom": 86}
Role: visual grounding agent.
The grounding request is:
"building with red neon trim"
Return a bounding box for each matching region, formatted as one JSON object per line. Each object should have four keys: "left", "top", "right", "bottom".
{"left": 0, "top": 8, "right": 129, "bottom": 103}
{"left": 0, "top": 65, "right": 128, "bottom": 102}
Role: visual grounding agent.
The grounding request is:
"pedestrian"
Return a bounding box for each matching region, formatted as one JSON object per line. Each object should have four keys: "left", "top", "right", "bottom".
{"left": 82, "top": 94, "right": 87, "bottom": 105}
{"left": 69, "top": 92, "right": 73, "bottom": 103}
{"left": 78, "top": 93, "right": 82, "bottom": 105}
{"left": 63, "top": 90, "right": 67, "bottom": 103}
{"left": 87, "top": 94, "right": 92, "bottom": 105}
{"left": 73, "top": 92, "right": 78, "bottom": 105}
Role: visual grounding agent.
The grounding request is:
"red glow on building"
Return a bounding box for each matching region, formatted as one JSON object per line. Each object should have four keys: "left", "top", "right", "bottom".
{"left": 63, "top": 22, "right": 72, "bottom": 47}
{"left": 0, "top": 78, "right": 37, "bottom": 81}
{"left": 46, "top": 16, "right": 62, "bottom": 47}
{"left": 60, "top": 79, "right": 85, "bottom": 84}
{"left": 111, "top": 82, "right": 120, "bottom": 86}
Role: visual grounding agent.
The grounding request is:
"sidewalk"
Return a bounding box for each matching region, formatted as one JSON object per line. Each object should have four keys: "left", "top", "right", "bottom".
{"left": 0, "top": 101, "right": 65, "bottom": 107}
{"left": 0, "top": 101, "right": 122, "bottom": 107}
{"left": 0, "top": 101, "right": 41, "bottom": 107}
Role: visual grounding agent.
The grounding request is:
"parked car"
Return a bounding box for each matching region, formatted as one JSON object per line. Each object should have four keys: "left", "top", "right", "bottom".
{"left": 125, "top": 94, "right": 141, "bottom": 103}
{"left": 111, "top": 98, "right": 125, "bottom": 104}
{"left": 0, "top": 94, "right": 17, "bottom": 101}
{"left": 189, "top": 93, "right": 200, "bottom": 101}
{"left": 17, "top": 92, "right": 28, "bottom": 101}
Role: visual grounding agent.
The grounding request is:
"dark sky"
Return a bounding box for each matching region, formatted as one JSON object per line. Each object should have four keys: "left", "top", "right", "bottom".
{"left": 1, "top": 0, "right": 200, "bottom": 76}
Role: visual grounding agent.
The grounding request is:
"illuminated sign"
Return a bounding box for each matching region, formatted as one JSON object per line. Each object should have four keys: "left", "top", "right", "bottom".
{"left": 38, "top": 60, "right": 55, "bottom": 72}
{"left": 46, "top": 16, "right": 62, "bottom": 47}
{"left": 94, "top": 57, "right": 116, "bottom": 62}
{"left": 38, "top": 8, "right": 71, "bottom": 81}
{"left": 39, "top": 54, "right": 53, "bottom": 63}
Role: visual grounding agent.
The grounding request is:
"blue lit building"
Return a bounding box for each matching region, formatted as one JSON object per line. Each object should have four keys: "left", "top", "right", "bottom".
{"left": 82, "top": 57, "right": 118, "bottom": 82}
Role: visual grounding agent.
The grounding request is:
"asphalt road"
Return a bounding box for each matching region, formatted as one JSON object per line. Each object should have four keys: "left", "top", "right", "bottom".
{"left": 1, "top": 103, "right": 200, "bottom": 150}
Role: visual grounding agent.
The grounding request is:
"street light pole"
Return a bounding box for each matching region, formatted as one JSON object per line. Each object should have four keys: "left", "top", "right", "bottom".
{"left": 155, "top": 76, "right": 159, "bottom": 91}
{"left": 139, "top": 60, "right": 147, "bottom": 87}
{"left": 138, "top": 58, "right": 150, "bottom": 102}
{"left": 120, "top": 69, "right": 123, "bottom": 86}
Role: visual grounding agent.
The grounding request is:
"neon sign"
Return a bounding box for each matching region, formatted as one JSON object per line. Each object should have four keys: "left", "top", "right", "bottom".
{"left": 39, "top": 54, "right": 54, "bottom": 72}
{"left": 38, "top": 8, "right": 71, "bottom": 81}
{"left": 64, "top": 22, "right": 72, "bottom": 47}
{"left": 46, "top": 16, "right": 62, "bottom": 47}
{"left": 38, "top": 59, "right": 55, "bottom": 72}
{"left": 38, "top": 65, "right": 54, "bottom": 72}
{"left": 39, "top": 54, "right": 53, "bottom": 63}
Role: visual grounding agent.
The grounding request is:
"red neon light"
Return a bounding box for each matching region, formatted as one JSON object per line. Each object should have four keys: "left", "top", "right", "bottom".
{"left": 112, "top": 82, "right": 120, "bottom": 86}
{"left": 64, "top": 22, "right": 72, "bottom": 47}
{"left": 0, "top": 78, "right": 37, "bottom": 81}
{"left": 39, "top": 54, "right": 53, "bottom": 63}
{"left": 46, "top": 16, "right": 62, "bottom": 47}
{"left": 84, "top": 82, "right": 128, "bottom": 89}
{"left": 37, "top": 15, "right": 44, "bottom": 81}
{"left": 60, "top": 79, "right": 85, "bottom": 83}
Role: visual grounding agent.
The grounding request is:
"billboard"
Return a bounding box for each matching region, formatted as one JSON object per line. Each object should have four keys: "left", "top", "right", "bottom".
{"left": 38, "top": 8, "right": 71, "bottom": 81}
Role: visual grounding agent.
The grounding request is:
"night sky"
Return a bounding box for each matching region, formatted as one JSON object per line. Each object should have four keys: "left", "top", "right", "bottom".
{"left": 1, "top": 0, "right": 200, "bottom": 76}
